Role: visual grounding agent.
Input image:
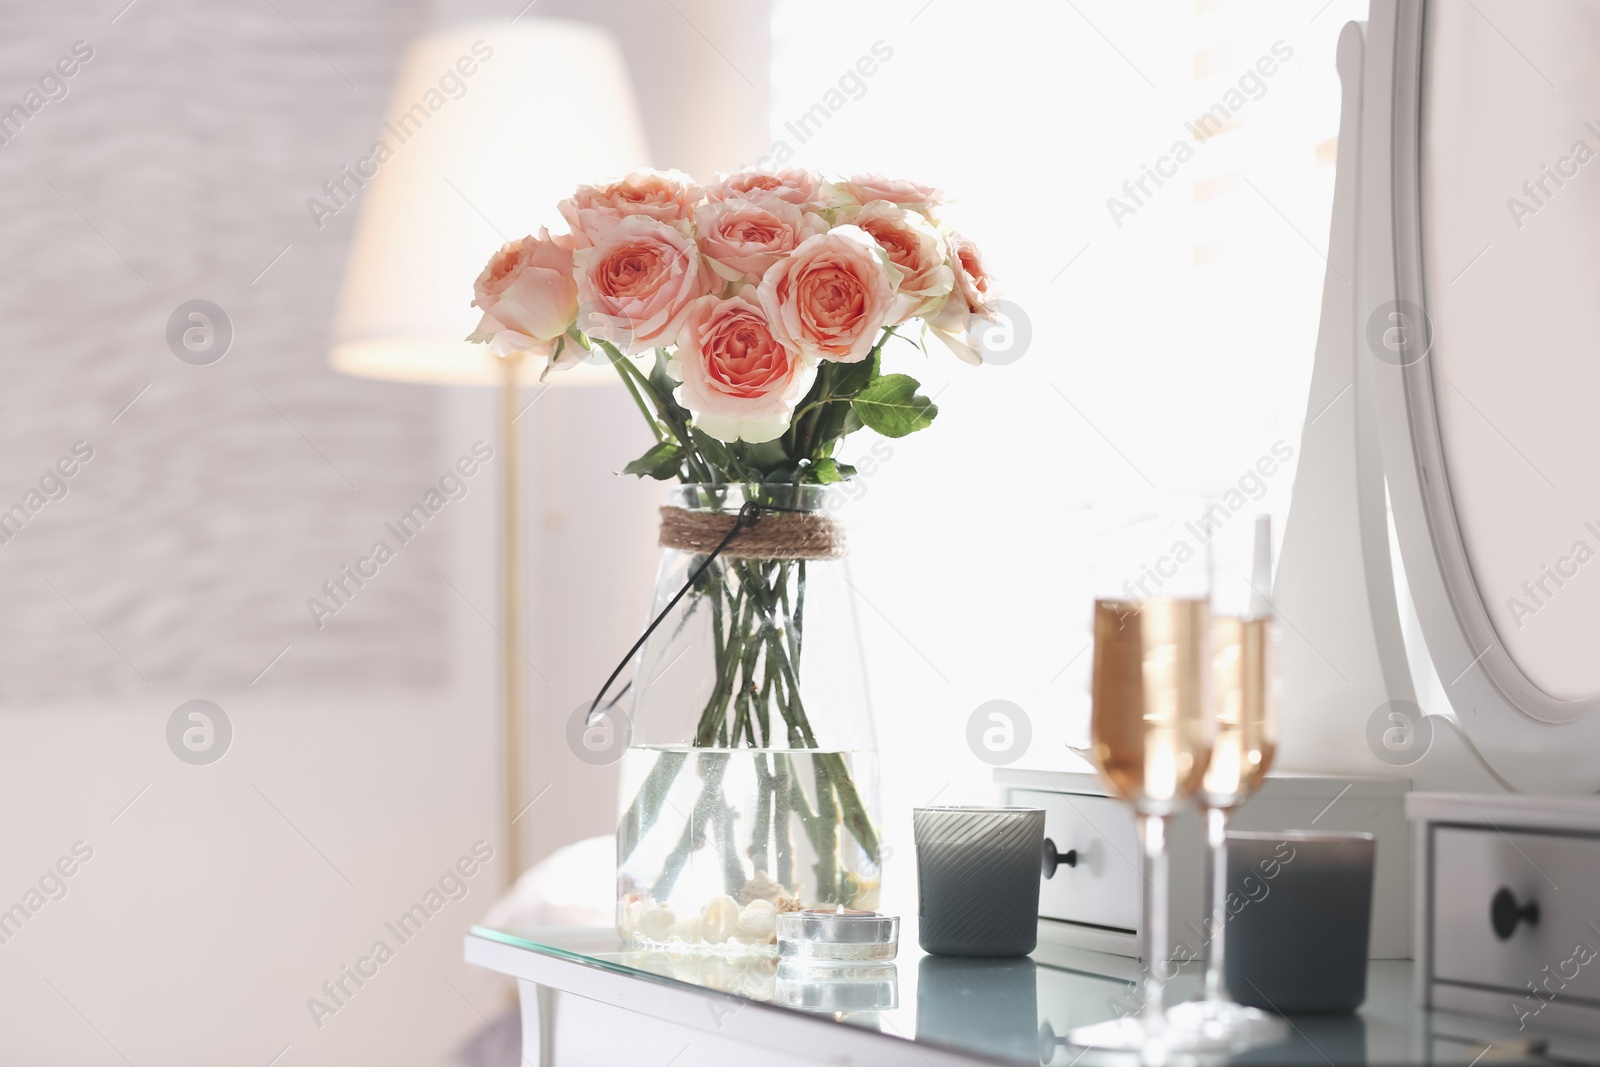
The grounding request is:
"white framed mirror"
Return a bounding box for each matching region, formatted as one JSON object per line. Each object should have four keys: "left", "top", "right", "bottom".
{"left": 1280, "top": 0, "right": 1600, "bottom": 793}
{"left": 1318, "top": 0, "right": 1600, "bottom": 792}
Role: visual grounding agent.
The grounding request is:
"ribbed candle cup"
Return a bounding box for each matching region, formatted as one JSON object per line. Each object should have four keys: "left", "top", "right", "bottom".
{"left": 913, "top": 806, "right": 1044, "bottom": 957}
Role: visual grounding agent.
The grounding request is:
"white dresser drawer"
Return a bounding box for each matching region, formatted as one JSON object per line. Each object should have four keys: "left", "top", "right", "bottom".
{"left": 1411, "top": 793, "right": 1600, "bottom": 1038}
{"left": 1013, "top": 788, "right": 1140, "bottom": 932}
{"left": 1432, "top": 826, "right": 1600, "bottom": 1000}
{"left": 1002, "top": 770, "right": 1409, "bottom": 961}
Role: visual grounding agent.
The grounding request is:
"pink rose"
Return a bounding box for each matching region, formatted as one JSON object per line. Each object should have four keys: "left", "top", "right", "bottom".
{"left": 672, "top": 288, "right": 814, "bottom": 444}
{"left": 843, "top": 201, "right": 953, "bottom": 323}
{"left": 832, "top": 174, "right": 945, "bottom": 210}
{"left": 758, "top": 226, "right": 897, "bottom": 364}
{"left": 558, "top": 170, "right": 703, "bottom": 247}
{"left": 928, "top": 231, "right": 1001, "bottom": 365}
{"left": 574, "top": 216, "right": 713, "bottom": 354}
{"left": 706, "top": 167, "right": 822, "bottom": 208}
{"left": 946, "top": 231, "right": 999, "bottom": 316}
{"left": 467, "top": 228, "right": 580, "bottom": 366}
{"left": 695, "top": 198, "right": 826, "bottom": 286}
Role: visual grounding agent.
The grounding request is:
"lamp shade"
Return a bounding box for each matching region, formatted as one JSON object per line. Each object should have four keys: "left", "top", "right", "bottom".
{"left": 330, "top": 19, "right": 649, "bottom": 386}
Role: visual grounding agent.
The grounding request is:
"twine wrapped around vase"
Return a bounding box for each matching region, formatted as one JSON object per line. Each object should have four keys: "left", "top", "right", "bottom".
{"left": 658, "top": 505, "right": 847, "bottom": 560}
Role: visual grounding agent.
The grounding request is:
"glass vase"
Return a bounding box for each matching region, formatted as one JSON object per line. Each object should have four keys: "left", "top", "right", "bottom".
{"left": 616, "top": 484, "right": 881, "bottom": 956}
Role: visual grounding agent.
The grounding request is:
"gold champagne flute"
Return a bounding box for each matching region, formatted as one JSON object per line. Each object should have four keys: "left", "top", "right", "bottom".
{"left": 1069, "top": 499, "right": 1214, "bottom": 1056}
{"left": 1167, "top": 514, "right": 1287, "bottom": 1046}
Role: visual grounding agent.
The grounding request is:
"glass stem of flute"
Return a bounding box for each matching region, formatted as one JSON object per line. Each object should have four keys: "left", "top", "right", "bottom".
{"left": 1202, "top": 804, "right": 1228, "bottom": 1002}
{"left": 1138, "top": 812, "right": 1169, "bottom": 1032}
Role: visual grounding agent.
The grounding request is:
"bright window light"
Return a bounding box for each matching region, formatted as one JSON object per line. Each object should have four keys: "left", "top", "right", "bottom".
{"left": 767, "top": 0, "right": 1367, "bottom": 809}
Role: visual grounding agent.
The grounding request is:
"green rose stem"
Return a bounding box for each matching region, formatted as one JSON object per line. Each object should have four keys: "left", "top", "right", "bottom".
{"left": 749, "top": 754, "right": 774, "bottom": 874}
{"left": 754, "top": 653, "right": 774, "bottom": 748}
{"left": 617, "top": 750, "right": 687, "bottom": 864}
{"left": 652, "top": 751, "right": 729, "bottom": 901}
{"left": 729, "top": 561, "right": 883, "bottom": 865}
{"left": 613, "top": 352, "right": 669, "bottom": 444}
{"left": 787, "top": 325, "right": 898, "bottom": 465}
{"left": 765, "top": 627, "right": 881, "bottom": 870}
{"left": 769, "top": 642, "right": 880, "bottom": 868}
{"left": 759, "top": 614, "right": 848, "bottom": 898}
{"left": 643, "top": 532, "right": 881, "bottom": 905}
{"left": 709, "top": 568, "right": 728, "bottom": 709}
{"left": 780, "top": 560, "right": 804, "bottom": 666}
{"left": 821, "top": 752, "right": 881, "bottom": 866}
{"left": 772, "top": 756, "right": 795, "bottom": 887}
{"left": 732, "top": 602, "right": 763, "bottom": 747}
{"left": 713, "top": 795, "right": 747, "bottom": 897}
{"left": 812, "top": 755, "right": 840, "bottom": 903}
{"left": 791, "top": 362, "right": 837, "bottom": 461}
{"left": 695, "top": 590, "right": 749, "bottom": 747}
{"left": 603, "top": 341, "right": 714, "bottom": 483}
{"left": 781, "top": 753, "right": 823, "bottom": 853}
{"left": 612, "top": 324, "right": 908, "bottom": 911}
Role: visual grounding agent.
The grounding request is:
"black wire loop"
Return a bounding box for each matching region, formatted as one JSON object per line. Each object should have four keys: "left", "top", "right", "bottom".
{"left": 585, "top": 500, "right": 809, "bottom": 727}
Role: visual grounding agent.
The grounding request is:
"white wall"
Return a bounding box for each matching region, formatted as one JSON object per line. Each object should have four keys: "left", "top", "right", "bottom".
{"left": 0, "top": 1, "right": 765, "bottom": 1064}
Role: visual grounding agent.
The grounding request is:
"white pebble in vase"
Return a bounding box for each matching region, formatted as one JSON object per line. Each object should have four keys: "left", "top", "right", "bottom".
{"left": 701, "top": 895, "right": 741, "bottom": 944}
{"left": 638, "top": 904, "right": 677, "bottom": 942}
{"left": 672, "top": 913, "right": 703, "bottom": 943}
{"left": 737, "top": 898, "right": 778, "bottom": 943}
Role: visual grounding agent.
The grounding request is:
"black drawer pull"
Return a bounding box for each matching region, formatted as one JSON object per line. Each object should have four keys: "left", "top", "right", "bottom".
{"left": 1041, "top": 838, "right": 1078, "bottom": 879}
{"left": 1491, "top": 887, "right": 1539, "bottom": 941}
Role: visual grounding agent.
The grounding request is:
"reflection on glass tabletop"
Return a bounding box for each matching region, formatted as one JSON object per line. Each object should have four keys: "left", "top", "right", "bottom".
{"left": 470, "top": 924, "right": 1556, "bottom": 1065}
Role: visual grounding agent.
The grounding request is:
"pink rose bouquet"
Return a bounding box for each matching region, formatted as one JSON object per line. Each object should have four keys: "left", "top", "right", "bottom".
{"left": 466, "top": 166, "right": 999, "bottom": 484}
{"left": 464, "top": 169, "right": 1000, "bottom": 927}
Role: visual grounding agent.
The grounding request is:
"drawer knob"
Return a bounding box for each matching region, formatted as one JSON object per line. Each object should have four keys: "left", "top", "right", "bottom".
{"left": 1041, "top": 838, "right": 1078, "bottom": 879}
{"left": 1491, "top": 888, "right": 1540, "bottom": 941}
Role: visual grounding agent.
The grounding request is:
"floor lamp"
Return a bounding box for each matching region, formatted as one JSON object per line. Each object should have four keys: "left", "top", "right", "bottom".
{"left": 327, "top": 20, "right": 647, "bottom": 885}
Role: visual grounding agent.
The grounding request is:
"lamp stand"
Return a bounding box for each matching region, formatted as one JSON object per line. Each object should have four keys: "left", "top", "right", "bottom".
{"left": 500, "top": 351, "right": 524, "bottom": 887}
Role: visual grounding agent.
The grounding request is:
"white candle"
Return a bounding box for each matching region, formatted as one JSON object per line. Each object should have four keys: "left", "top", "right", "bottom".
{"left": 776, "top": 908, "right": 899, "bottom": 962}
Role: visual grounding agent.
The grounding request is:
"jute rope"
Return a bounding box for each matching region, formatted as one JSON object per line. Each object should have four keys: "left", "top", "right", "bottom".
{"left": 585, "top": 501, "right": 843, "bottom": 720}
{"left": 658, "top": 505, "right": 847, "bottom": 560}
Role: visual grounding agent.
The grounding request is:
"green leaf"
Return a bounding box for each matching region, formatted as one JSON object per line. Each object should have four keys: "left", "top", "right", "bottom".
{"left": 852, "top": 374, "right": 939, "bottom": 438}
{"left": 809, "top": 458, "right": 844, "bottom": 484}
{"left": 800, "top": 458, "right": 857, "bottom": 484}
{"left": 807, "top": 400, "right": 856, "bottom": 453}
{"left": 829, "top": 349, "right": 879, "bottom": 397}
{"left": 634, "top": 349, "right": 690, "bottom": 431}
{"left": 622, "top": 441, "right": 684, "bottom": 480}
{"left": 689, "top": 429, "right": 733, "bottom": 470}
{"left": 763, "top": 465, "right": 802, "bottom": 484}
{"left": 741, "top": 439, "right": 791, "bottom": 476}
{"left": 780, "top": 334, "right": 895, "bottom": 462}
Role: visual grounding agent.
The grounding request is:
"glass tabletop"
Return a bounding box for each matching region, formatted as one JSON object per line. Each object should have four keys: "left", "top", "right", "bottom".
{"left": 469, "top": 922, "right": 1536, "bottom": 1065}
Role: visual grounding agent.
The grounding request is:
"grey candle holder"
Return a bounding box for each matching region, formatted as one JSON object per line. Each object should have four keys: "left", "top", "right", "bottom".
{"left": 913, "top": 806, "right": 1045, "bottom": 957}
{"left": 1225, "top": 830, "right": 1376, "bottom": 1014}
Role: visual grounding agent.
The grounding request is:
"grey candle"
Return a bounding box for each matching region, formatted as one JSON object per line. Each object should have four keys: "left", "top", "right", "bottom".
{"left": 914, "top": 806, "right": 1045, "bottom": 957}
{"left": 1225, "top": 830, "right": 1376, "bottom": 1013}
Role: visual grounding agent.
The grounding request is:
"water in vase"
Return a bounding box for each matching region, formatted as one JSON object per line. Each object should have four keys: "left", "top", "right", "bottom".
{"left": 616, "top": 747, "right": 882, "bottom": 955}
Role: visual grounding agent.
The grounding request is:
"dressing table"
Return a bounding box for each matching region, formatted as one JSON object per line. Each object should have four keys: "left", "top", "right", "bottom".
{"left": 468, "top": 0, "right": 1600, "bottom": 1059}
{"left": 464, "top": 920, "right": 1576, "bottom": 1065}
